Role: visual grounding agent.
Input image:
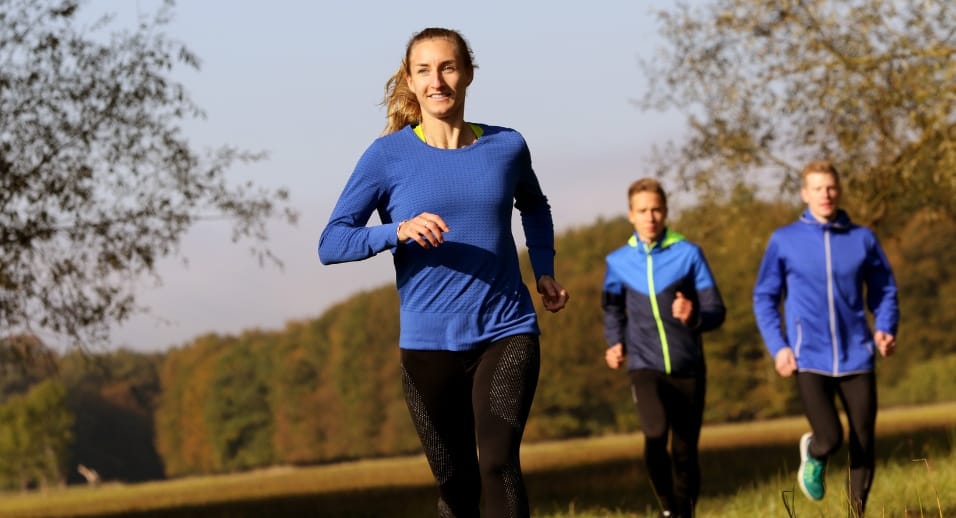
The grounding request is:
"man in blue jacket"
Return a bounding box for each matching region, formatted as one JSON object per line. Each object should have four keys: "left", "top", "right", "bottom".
{"left": 603, "top": 178, "right": 725, "bottom": 518}
{"left": 753, "top": 160, "right": 899, "bottom": 516}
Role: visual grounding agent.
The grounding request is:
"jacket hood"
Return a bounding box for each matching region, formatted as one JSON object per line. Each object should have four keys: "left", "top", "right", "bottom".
{"left": 799, "top": 208, "right": 851, "bottom": 230}
{"left": 627, "top": 228, "right": 685, "bottom": 252}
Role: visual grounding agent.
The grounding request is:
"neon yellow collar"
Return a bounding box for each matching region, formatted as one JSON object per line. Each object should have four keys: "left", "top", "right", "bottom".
{"left": 413, "top": 123, "right": 483, "bottom": 143}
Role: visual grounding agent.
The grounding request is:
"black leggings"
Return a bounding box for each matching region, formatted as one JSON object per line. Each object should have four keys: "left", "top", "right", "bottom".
{"left": 401, "top": 334, "right": 540, "bottom": 518}
{"left": 796, "top": 371, "right": 877, "bottom": 513}
{"left": 628, "top": 369, "right": 706, "bottom": 518}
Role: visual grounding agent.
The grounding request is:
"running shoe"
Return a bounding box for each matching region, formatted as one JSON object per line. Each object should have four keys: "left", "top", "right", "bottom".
{"left": 797, "top": 432, "right": 826, "bottom": 500}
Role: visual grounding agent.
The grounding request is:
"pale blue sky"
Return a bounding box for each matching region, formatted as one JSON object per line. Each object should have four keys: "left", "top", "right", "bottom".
{"left": 94, "top": 0, "right": 686, "bottom": 351}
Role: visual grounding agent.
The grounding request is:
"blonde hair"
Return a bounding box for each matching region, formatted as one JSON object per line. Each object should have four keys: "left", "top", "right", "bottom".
{"left": 801, "top": 160, "right": 841, "bottom": 186}
{"left": 627, "top": 178, "right": 668, "bottom": 209}
{"left": 381, "top": 28, "right": 477, "bottom": 135}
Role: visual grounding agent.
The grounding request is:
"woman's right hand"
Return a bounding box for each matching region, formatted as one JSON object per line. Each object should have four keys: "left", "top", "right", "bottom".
{"left": 536, "top": 275, "right": 569, "bottom": 313}
{"left": 397, "top": 212, "right": 449, "bottom": 248}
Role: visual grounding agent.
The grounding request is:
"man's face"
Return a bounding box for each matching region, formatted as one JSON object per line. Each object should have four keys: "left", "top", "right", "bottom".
{"left": 628, "top": 191, "right": 667, "bottom": 243}
{"left": 801, "top": 172, "right": 841, "bottom": 222}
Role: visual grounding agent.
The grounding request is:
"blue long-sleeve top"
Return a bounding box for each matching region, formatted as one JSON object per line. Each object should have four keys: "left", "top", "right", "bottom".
{"left": 753, "top": 209, "right": 899, "bottom": 376}
{"left": 318, "top": 124, "right": 556, "bottom": 351}
{"left": 602, "top": 229, "right": 725, "bottom": 376}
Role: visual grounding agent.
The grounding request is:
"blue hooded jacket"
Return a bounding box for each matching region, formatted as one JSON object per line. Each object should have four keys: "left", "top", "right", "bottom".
{"left": 602, "top": 229, "right": 725, "bottom": 376}
{"left": 753, "top": 209, "right": 899, "bottom": 376}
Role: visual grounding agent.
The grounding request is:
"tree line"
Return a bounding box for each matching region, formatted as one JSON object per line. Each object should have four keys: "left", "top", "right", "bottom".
{"left": 2, "top": 195, "right": 954, "bottom": 486}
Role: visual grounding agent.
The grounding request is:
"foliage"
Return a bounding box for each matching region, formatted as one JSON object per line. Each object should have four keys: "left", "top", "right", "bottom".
{"left": 882, "top": 353, "right": 956, "bottom": 407}
{"left": 152, "top": 294, "right": 412, "bottom": 475}
{"left": 672, "top": 188, "right": 801, "bottom": 421}
{"left": 155, "top": 334, "right": 229, "bottom": 476}
{"left": 0, "top": 0, "right": 296, "bottom": 348}
{"left": 0, "top": 334, "right": 58, "bottom": 402}
{"left": 0, "top": 379, "right": 74, "bottom": 490}
{"left": 58, "top": 349, "right": 165, "bottom": 483}
{"left": 269, "top": 322, "right": 326, "bottom": 464}
{"left": 150, "top": 191, "right": 956, "bottom": 471}
{"left": 204, "top": 336, "right": 274, "bottom": 472}
{"left": 642, "top": 0, "right": 956, "bottom": 232}
{"left": 1, "top": 194, "right": 954, "bottom": 482}
{"left": 888, "top": 210, "right": 956, "bottom": 359}
{"left": 529, "top": 217, "right": 637, "bottom": 439}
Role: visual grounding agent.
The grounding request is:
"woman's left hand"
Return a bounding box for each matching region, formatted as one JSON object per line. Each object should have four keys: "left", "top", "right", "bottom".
{"left": 397, "top": 212, "right": 448, "bottom": 248}
{"left": 537, "top": 275, "right": 569, "bottom": 313}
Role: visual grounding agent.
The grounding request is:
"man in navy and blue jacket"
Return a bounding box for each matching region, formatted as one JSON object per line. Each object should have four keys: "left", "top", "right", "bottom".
{"left": 753, "top": 160, "right": 899, "bottom": 516}
{"left": 602, "top": 178, "right": 725, "bottom": 518}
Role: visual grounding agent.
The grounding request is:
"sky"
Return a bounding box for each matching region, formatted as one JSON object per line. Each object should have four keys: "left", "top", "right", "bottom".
{"left": 91, "top": 0, "right": 688, "bottom": 352}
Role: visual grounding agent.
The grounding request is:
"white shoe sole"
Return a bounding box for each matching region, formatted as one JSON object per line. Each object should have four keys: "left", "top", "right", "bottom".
{"left": 797, "top": 432, "right": 821, "bottom": 500}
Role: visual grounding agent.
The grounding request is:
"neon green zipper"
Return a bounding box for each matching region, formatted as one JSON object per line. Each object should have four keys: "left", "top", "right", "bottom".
{"left": 644, "top": 241, "right": 671, "bottom": 374}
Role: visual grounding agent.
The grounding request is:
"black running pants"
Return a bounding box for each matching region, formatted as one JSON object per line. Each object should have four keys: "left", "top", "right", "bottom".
{"left": 628, "top": 368, "right": 706, "bottom": 518}
{"left": 401, "top": 334, "right": 540, "bottom": 518}
{"left": 796, "top": 371, "right": 877, "bottom": 514}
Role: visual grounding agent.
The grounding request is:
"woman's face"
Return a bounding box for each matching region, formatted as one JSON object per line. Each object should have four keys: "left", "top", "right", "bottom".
{"left": 405, "top": 37, "right": 471, "bottom": 123}
{"left": 628, "top": 191, "right": 667, "bottom": 244}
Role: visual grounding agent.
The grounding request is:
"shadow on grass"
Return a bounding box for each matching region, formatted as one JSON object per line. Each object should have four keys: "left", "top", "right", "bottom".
{"left": 532, "top": 424, "right": 955, "bottom": 516}
{"left": 90, "top": 486, "right": 440, "bottom": 518}
{"left": 95, "top": 425, "right": 954, "bottom": 518}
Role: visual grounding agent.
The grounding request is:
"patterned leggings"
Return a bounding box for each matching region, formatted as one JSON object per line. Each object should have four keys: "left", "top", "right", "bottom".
{"left": 401, "top": 334, "right": 540, "bottom": 518}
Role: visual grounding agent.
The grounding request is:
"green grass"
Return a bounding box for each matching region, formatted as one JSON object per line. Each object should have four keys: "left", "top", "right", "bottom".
{"left": 0, "top": 402, "right": 953, "bottom": 517}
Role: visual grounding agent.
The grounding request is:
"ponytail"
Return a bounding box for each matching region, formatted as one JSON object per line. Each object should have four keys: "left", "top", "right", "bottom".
{"left": 382, "top": 61, "right": 420, "bottom": 135}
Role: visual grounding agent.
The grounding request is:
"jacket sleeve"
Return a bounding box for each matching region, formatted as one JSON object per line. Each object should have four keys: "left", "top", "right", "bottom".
{"left": 692, "top": 248, "right": 725, "bottom": 332}
{"left": 863, "top": 230, "right": 900, "bottom": 335}
{"left": 318, "top": 145, "right": 400, "bottom": 265}
{"left": 513, "top": 138, "right": 555, "bottom": 280}
{"left": 601, "top": 259, "right": 627, "bottom": 347}
{"left": 753, "top": 235, "right": 789, "bottom": 356}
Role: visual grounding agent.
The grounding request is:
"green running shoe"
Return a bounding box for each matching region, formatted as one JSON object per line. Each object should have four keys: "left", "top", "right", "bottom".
{"left": 798, "top": 432, "right": 826, "bottom": 500}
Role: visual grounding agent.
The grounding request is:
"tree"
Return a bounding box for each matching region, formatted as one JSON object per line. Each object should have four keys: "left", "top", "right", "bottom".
{"left": 270, "top": 327, "right": 325, "bottom": 465}
{"left": 642, "top": 0, "right": 956, "bottom": 230}
{"left": 0, "top": 0, "right": 296, "bottom": 348}
{"left": 155, "top": 334, "right": 226, "bottom": 476}
{"left": 0, "top": 399, "right": 33, "bottom": 489}
{"left": 59, "top": 349, "right": 166, "bottom": 482}
{"left": 204, "top": 337, "right": 274, "bottom": 472}
{"left": 528, "top": 218, "right": 637, "bottom": 439}
{"left": 0, "top": 335, "right": 58, "bottom": 402}
{"left": 23, "top": 379, "right": 74, "bottom": 488}
{"left": 672, "top": 191, "right": 802, "bottom": 420}
{"left": 0, "top": 379, "right": 74, "bottom": 490}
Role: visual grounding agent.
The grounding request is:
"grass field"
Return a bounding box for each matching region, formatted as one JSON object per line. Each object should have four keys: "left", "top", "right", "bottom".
{"left": 0, "top": 401, "right": 953, "bottom": 517}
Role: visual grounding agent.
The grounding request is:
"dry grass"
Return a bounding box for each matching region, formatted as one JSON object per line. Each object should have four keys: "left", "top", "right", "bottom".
{"left": 0, "top": 401, "right": 952, "bottom": 517}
